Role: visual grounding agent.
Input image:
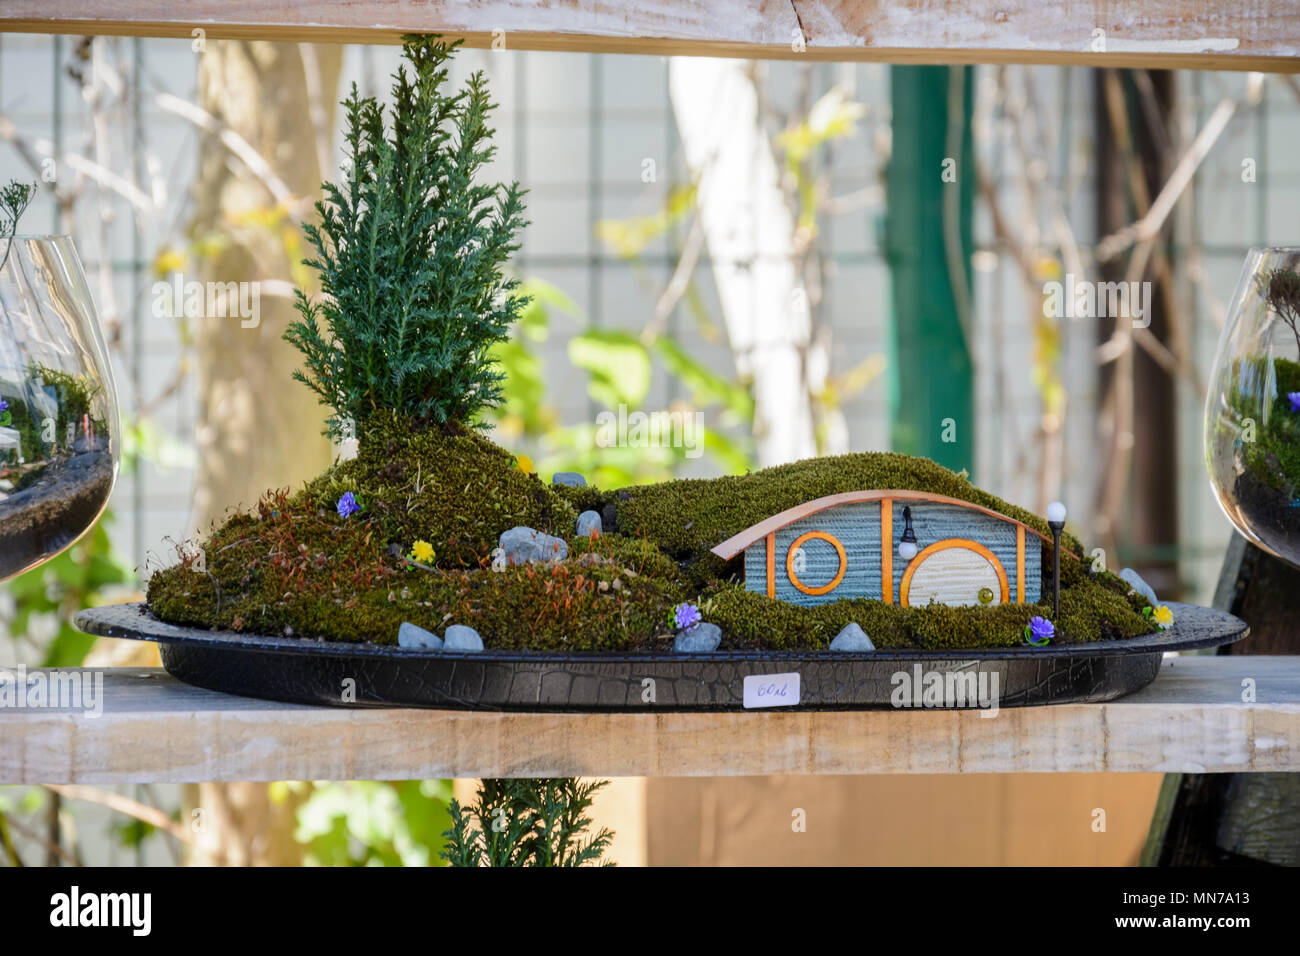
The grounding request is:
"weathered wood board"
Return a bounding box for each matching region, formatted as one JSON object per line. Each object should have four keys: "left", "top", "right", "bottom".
{"left": 1, "top": 656, "right": 1296, "bottom": 783}
{"left": 1, "top": 2, "right": 1298, "bottom": 71}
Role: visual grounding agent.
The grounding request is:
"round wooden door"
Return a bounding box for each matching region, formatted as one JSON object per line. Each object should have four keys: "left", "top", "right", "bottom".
{"left": 900, "top": 540, "right": 1009, "bottom": 607}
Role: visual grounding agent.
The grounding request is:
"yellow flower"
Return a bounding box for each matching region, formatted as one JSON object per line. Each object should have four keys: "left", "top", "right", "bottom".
{"left": 1152, "top": 604, "right": 1174, "bottom": 629}
{"left": 410, "top": 540, "right": 435, "bottom": 564}
{"left": 515, "top": 454, "right": 534, "bottom": 474}
{"left": 152, "top": 247, "right": 186, "bottom": 277}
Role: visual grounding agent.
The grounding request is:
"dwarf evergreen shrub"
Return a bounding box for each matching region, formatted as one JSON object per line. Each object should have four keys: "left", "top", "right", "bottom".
{"left": 285, "top": 35, "right": 529, "bottom": 439}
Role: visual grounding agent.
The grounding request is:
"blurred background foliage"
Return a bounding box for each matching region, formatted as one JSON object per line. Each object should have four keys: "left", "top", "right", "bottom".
{"left": 289, "top": 780, "right": 454, "bottom": 867}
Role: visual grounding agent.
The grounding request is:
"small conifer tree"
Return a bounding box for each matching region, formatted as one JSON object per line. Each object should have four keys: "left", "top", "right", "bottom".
{"left": 441, "top": 778, "right": 614, "bottom": 867}
{"left": 284, "top": 35, "right": 529, "bottom": 438}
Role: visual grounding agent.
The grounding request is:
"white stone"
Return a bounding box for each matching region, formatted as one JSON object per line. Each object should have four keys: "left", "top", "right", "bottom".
{"left": 829, "top": 622, "right": 875, "bottom": 651}
{"left": 499, "top": 526, "right": 568, "bottom": 564}
{"left": 398, "top": 621, "right": 443, "bottom": 649}
{"left": 673, "top": 622, "right": 722, "bottom": 652}
{"left": 1119, "top": 567, "right": 1159, "bottom": 607}
{"left": 576, "top": 510, "right": 602, "bottom": 538}
{"left": 443, "top": 624, "right": 484, "bottom": 651}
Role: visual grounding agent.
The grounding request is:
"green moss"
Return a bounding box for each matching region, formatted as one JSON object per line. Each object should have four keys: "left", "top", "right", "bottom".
{"left": 550, "top": 481, "right": 611, "bottom": 517}
{"left": 568, "top": 529, "right": 686, "bottom": 588}
{"left": 1243, "top": 357, "right": 1300, "bottom": 491}
{"left": 148, "top": 412, "right": 1157, "bottom": 650}
{"left": 147, "top": 509, "right": 687, "bottom": 651}
{"left": 297, "top": 409, "right": 576, "bottom": 566}
{"left": 700, "top": 567, "right": 1153, "bottom": 651}
{"left": 614, "top": 451, "right": 1083, "bottom": 585}
{"left": 30, "top": 363, "right": 106, "bottom": 439}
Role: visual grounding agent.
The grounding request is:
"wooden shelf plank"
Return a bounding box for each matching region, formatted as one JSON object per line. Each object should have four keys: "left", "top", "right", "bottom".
{"left": 1, "top": 2, "right": 1297, "bottom": 71}
{"left": 2, "top": 656, "right": 1296, "bottom": 783}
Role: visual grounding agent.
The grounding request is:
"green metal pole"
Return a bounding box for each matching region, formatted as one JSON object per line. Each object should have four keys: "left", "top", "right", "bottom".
{"left": 884, "top": 65, "right": 974, "bottom": 476}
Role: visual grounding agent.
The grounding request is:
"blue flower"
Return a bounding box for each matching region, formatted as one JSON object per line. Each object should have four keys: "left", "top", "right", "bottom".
{"left": 1025, "top": 615, "right": 1054, "bottom": 646}
{"left": 1289, "top": 391, "right": 1300, "bottom": 412}
{"left": 336, "top": 491, "right": 361, "bottom": 518}
{"left": 0, "top": 399, "right": 8, "bottom": 413}
{"left": 673, "top": 602, "right": 702, "bottom": 631}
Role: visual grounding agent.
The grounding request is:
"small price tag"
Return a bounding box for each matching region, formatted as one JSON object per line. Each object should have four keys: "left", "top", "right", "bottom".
{"left": 743, "top": 672, "right": 801, "bottom": 709}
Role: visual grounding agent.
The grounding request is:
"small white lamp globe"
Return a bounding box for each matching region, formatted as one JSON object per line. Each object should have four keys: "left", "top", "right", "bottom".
{"left": 1047, "top": 501, "right": 1067, "bottom": 524}
{"left": 898, "top": 540, "right": 918, "bottom": 560}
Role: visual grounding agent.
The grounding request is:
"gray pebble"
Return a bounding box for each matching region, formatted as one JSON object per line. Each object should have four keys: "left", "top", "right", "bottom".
{"left": 829, "top": 622, "right": 875, "bottom": 651}
{"left": 443, "top": 624, "right": 484, "bottom": 652}
{"left": 499, "top": 526, "right": 569, "bottom": 565}
{"left": 553, "top": 471, "right": 586, "bottom": 487}
{"left": 1119, "top": 567, "right": 1159, "bottom": 607}
{"left": 673, "top": 621, "right": 722, "bottom": 653}
{"left": 576, "top": 510, "right": 602, "bottom": 538}
{"left": 398, "top": 621, "right": 443, "bottom": 649}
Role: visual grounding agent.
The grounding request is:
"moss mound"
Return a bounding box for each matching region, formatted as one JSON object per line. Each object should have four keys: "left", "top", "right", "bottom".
{"left": 299, "top": 409, "right": 576, "bottom": 566}
{"left": 148, "top": 415, "right": 1158, "bottom": 650}
{"left": 148, "top": 499, "right": 688, "bottom": 650}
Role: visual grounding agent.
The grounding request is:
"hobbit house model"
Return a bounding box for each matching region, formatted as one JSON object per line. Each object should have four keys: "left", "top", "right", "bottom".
{"left": 711, "top": 491, "right": 1056, "bottom": 609}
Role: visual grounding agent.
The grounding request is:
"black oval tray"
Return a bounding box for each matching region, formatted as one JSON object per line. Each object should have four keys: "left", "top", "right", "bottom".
{"left": 75, "top": 601, "right": 1247, "bottom": 711}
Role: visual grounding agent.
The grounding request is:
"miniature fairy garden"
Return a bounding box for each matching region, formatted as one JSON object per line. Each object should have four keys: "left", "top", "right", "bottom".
{"left": 0, "top": 182, "right": 115, "bottom": 580}
{"left": 137, "top": 36, "right": 1176, "bottom": 657}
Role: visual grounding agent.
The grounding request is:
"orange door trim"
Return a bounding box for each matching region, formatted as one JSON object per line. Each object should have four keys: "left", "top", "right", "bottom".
{"left": 880, "top": 499, "right": 893, "bottom": 604}
{"left": 899, "top": 538, "right": 1009, "bottom": 607}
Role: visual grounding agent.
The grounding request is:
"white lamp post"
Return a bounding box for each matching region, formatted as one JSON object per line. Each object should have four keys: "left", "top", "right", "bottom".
{"left": 1047, "top": 501, "right": 1066, "bottom": 618}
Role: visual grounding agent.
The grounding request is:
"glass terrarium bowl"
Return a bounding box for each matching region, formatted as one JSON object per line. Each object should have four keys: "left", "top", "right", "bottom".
{"left": 1205, "top": 246, "right": 1300, "bottom": 567}
{"left": 0, "top": 235, "right": 119, "bottom": 581}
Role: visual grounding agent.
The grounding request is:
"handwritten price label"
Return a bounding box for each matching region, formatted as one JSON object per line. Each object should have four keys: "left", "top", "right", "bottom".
{"left": 743, "top": 672, "right": 801, "bottom": 709}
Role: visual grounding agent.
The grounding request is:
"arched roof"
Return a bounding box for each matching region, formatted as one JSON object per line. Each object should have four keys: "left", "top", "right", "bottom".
{"left": 710, "top": 489, "right": 1071, "bottom": 560}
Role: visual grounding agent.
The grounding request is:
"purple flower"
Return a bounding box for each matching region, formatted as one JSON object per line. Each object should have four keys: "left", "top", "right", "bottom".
{"left": 0, "top": 399, "right": 8, "bottom": 413}
{"left": 673, "top": 602, "right": 702, "bottom": 631}
{"left": 336, "top": 491, "right": 361, "bottom": 518}
{"left": 1025, "top": 616, "right": 1054, "bottom": 646}
{"left": 1289, "top": 392, "right": 1300, "bottom": 413}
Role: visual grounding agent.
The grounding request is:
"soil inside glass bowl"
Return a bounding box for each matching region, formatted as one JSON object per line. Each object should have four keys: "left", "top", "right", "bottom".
{"left": 1229, "top": 466, "right": 1300, "bottom": 561}
{"left": 0, "top": 441, "right": 113, "bottom": 578}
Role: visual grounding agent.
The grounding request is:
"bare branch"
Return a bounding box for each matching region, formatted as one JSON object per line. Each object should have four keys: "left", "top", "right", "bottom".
{"left": 153, "top": 91, "right": 302, "bottom": 213}
{"left": 1096, "top": 73, "right": 1263, "bottom": 263}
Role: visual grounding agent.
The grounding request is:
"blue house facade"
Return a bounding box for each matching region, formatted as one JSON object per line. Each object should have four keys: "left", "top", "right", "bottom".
{"left": 711, "top": 491, "right": 1045, "bottom": 609}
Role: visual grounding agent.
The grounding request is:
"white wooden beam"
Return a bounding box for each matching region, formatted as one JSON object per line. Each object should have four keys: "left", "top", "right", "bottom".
{"left": 0, "top": 2, "right": 1297, "bottom": 71}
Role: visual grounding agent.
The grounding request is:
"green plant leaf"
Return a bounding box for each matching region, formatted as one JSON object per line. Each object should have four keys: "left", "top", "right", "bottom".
{"left": 516, "top": 277, "right": 579, "bottom": 343}
{"left": 701, "top": 427, "right": 755, "bottom": 475}
{"left": 568, "top": 329, "right": 651, "bottom": 408}
{"left": 42, "top": 624, "right": 98, "bottom": 669}
{"left": 652, "top": 335, "right": 755, "bottom": 422}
